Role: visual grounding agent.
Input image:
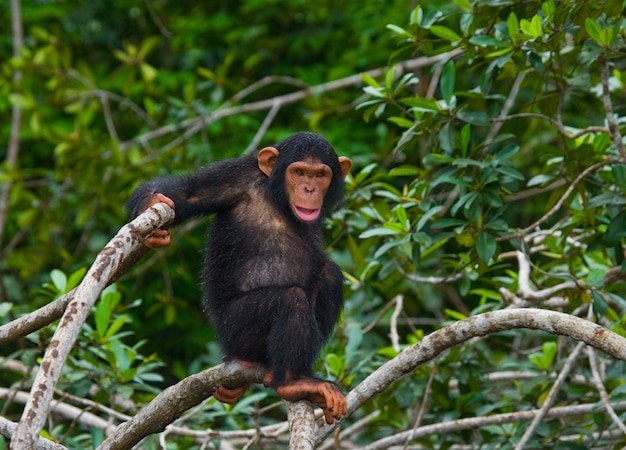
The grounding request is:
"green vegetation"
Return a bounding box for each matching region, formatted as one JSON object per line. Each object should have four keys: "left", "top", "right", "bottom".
{"left": 2, "top": 0, "right": 626, "bottom": 448}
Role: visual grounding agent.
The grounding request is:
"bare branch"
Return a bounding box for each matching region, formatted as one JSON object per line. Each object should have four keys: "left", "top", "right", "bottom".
{"left": 484, "top": 71, "right": 527, "bottom": 149}
{"left": 389, "top": 295, "right": 403, "bottom": 353}
{"left": 492, "top": 112, "right": 610, "bottom": 140}
{"left": 497, "top": 159, "right": 621, "bottom": 242}
{"left": 0, "top": 0, "right": 24, "bottom": 248}
{"left": 587, "top": 346, "right": 626, "bottom": 435}
{"left": 316, "top": 308, "right": 626, "bottom": 443}
{"left": 11, "top": 202, "right": 175, "bottom": 449}
{"left": 118, "top": 50, "right": 463, "bottom": 152}
{"left": 0, "top": 417, "right": 66, "bottom": 450}
{"left": 96, "top": 362, "right": 265, "bottom": 450}
{"left": 0, "top": 203, "right": 166, "bottom": 345}
{"left": 360, "top": 400, "right": 626, "bottom": 449}
{"left": 0, "top": 388, "right": 116, "bottom": 434}
{"left": 286, "top": 402, "right": 316, "bottom": 450}
{"left": 599, "top": 54, "right": 626, "bottom": 158}
{"left": 514, "top": 341, "right": 586, "bottom": 449}
{"left": 514, "top": 251, "right": 579, "bottom": 300}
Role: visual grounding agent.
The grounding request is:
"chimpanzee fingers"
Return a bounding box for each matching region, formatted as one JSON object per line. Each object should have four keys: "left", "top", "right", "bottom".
{"left": 319, "top": 383, "right": 346, "bottom": 423}
{"left": 323, "top": 408, "right": 335, "bottom": 425}
{"left": 213, "top": 384, "right": 249, "bottom": 404}
{"left": 149, "top": 193, "right": 175, "bottom": 209}
{"left": 144, "top": 229, "right": 171, "bottom": 248}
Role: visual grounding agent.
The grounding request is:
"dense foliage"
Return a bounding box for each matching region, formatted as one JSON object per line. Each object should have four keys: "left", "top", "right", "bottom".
{"left": 2, "top": 0, "right": 626, "bottom": 448}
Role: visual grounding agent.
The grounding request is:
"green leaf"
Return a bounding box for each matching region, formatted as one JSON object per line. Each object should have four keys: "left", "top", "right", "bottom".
{"left": 409, "top": 6, "right": 422, "bottom": 25}
{"left": 395, "top": 205, "right": 408, "bottom": 230}
{"left": 9, "top": 94, "right": 35, "bottom": 109}
{"left": 95, "top": 302, "right": 112, "bottom": 339}
{"left": 469, "top": 36, "right": 509, "bottom": 48}
{"left": 453, "top": 0, "right": 471, "bottom": 11}
{"left": 0, "top": 303, "right": 13, "bottom": 318}
{"left": 592, "top": 289, "right": 608, "bottom": 316}
{"left": 105, "top": 316, "right": 127, "bottom": 340}
{"left": 605, "top": 210, "right": 626, "bottom": 245}
{"left": 587, "top": 269, "right": 606, "bottom": 289}
{"left": 50, "top": 270, "right": 67, "bottom": 293}
{"left": 529, "top": 341, "right": 556, "bottom": 371}
{"left": 457, "top": 108, "right": 490, "bottom": 126}
{"left": 140, "top": 63, "right": 158, "bottom": 83}
{"left": 386, "top": 24, "right": 412, "bottom": 39}
{"left": 401, "top": 96, "right": 441, "bottom": 111}
{"left": 476, "top": 231, "right": 496, "bottom": 262}
{"left": 439, "top": 121, "right": 454, "bottom": 152}
{"left": 67, "top": 267, "right": 87, "bottom": 291}
{"left": 585, "top": 18, "right": 603, "bottom": 45}
{"left": 389, "top": 165, "right": 420, "bottom": 176}
{"left": 507, "top": 12, "right": 520, "bottom": 42}
{"left": 459, "top": 123, "right": 471, "bottom": 157}
{"left": 361, "top": 72, "right": 380, "bottom": 88}
{"left": 430, "top": 25, "right": 461, "bottom": 42}
{"left": 521, "top": 15, "right": 542, "bottom": 38}
{"left": 359, "top": 227, "right": 399, "bottom": 238}
{"left": 440, "top": 60, "right": 455, "bottom": 104}
{"left": 385, "top": 66, "right": 396, "bottom": 91}
{"left": 388, "top": 116, "right": 415, "bottom": 128}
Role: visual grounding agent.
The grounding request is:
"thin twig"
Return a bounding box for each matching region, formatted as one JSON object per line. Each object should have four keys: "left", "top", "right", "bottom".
{"left": 599, "top": 53, "right": 626, "bottom": 159}
{"left": 587, "top": 346, "right": 626, "bottom": 435}
{"left": 0, "top": 0, "right": 24, "bottom": 249}
{"left": 484, "top": 71, "right": 527, "bottom": 149}
{"left": 514, "top": 340, "right": 586, "bottom": 450}
{"left": 118, "top": 51, "right": 464, "bottom": 152}
{"left": 497, "top": 159, "right": 620, "bottom": 241}
{"left": 389, "top": 295, "right": 403, "bottom": 352}
{"left": 243, "top": 99, "right": 281, "bottom": 155}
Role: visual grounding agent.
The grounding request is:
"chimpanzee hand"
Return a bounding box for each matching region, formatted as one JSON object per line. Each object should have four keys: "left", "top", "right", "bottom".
{"left": 143, "top": 193, "right": 175, "bottom": 248}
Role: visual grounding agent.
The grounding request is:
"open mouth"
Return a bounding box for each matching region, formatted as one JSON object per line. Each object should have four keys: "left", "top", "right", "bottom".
{"left": 293, "top": 205, "right": 321, "bottom": 222}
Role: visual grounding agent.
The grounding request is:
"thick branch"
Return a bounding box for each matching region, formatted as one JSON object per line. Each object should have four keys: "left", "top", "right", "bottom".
{"left": 0, "top": 417, "right": 66, "bottom": 450}
{"left": 286, "top": 402, "right": 316, "bottom": 450}
{"left": 0, "top": 206, "right": 173, "bottom": 345}
{"left": 96, "top": 362, "right": 265, "bottom": 450}
{"left": 10, "top": 202, "right": 174, "bottom": 450}
{"left": 316, "top": 308, "right": 626, "bottom": 443}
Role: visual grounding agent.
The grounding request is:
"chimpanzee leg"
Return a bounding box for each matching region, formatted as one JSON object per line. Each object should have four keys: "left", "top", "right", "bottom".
{"left": 267, "top": 286, "right": 324, "bottom": 386}
{"left": 208, "top": 286, "right": 317, "bottom": 366}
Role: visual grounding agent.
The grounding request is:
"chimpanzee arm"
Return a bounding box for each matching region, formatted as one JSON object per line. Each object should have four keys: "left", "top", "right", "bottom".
{"left": 313, "top": 260, "right": 345, "bottom": 340}
{"left": 128, "top": 156, "right": 259, "bottom": 225}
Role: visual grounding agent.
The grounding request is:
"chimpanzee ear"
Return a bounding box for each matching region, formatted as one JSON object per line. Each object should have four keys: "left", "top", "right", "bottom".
{"left": 258, "top": 147, "right": 280, "bottom": 177}
{"left": 338, "top": 156, "right": 352, "bottom": 180}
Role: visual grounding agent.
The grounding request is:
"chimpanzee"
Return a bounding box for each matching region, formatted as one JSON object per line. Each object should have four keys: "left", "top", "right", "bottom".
{"left": 128, "top": 132, "right": 352, "bottom": 424}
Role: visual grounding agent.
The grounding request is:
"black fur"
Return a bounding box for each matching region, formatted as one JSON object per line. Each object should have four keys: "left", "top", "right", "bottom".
{"left": 128, "top": 132, "right": 345, "bottom": 387}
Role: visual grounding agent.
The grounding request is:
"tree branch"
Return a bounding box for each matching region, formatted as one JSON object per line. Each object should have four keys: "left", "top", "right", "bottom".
{"left": 361, "top": 400, "right": 626, "bottom": 449}
{"left": 599, "top": 54, "right": 626, "bottom": 159}
{"left": 0, "top": 417, "right": 66, "bottom": 450}
{"left": 497, "top": 159, "right": 620, "bottom": 241}
{"left": 0, "top": 0, "right": 24, "bottom": 249}
{"left": 514, "top": 340, "right": 586, "bottom": 449}
{"left": 96, "top": 362, "right": 265, "bottom": 450}
{"left": 117, "top": 51, "right": 463, "bottom": 153}
{"left": 316, "top": 308, "right": 626, "bottom": 443}
{"left": 10, "top": 202, "right": 174, "bottom": 449}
